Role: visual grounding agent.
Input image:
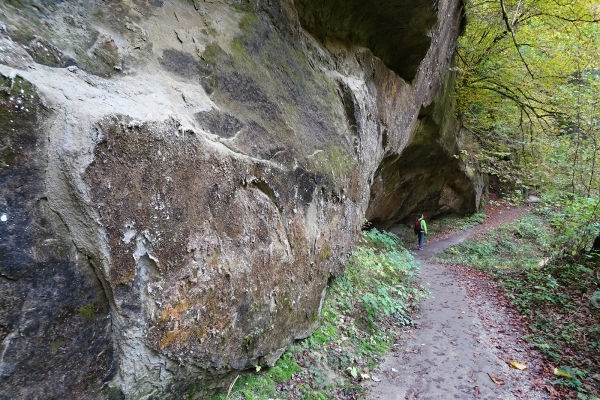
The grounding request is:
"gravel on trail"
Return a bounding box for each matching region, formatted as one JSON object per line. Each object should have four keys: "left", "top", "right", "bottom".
{"left": 365, "top": 206, "right": 553, "bottom": 400}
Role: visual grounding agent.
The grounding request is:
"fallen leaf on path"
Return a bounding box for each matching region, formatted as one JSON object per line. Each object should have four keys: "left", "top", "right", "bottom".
{"left": 371, "top": 376, "right": 381, "bottom": 382}
{"left": 487, "top": 373, "right": 504, "bottom": 385}
{"left": 509, "top": 361, "right": 528, "bottom": 370}
{"left": 553, "top": 368, "right": 573, "bottom": 379}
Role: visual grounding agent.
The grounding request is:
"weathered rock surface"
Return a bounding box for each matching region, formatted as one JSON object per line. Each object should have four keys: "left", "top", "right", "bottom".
{"left": 0, "top": 0, "right": 481, "bottom": 398}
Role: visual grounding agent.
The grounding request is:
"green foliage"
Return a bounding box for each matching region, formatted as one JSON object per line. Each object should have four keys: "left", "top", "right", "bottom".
{"left": 346, "top": 229, "right": 424, "bottom": 327}
{"left": 592, "top": 291, "right": 600, "bottom": 308}
{"left": 435, "top": 213, "right": 551, "bottom": 270}
{"left": 552, "top": 366, "right": 591, "bottom": 396}
{"left": 457, "top": 0, "right": 600, "bottom": 198}
{"left": 218, "top": 374, "right": 279, "bottom": 400}
{"left": 270, "top": 353, "right": 301, "bottom": 383}
{"left": 539, "top": 195, "right": 600, "bottom": 256}
{"left": 361, "top": 228, "right": 400, "bottom": 251}
{"left": 434, "top": 213, "right": 486, "bottom": 232}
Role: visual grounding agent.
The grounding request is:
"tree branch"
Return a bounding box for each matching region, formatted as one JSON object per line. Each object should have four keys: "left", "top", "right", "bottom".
{"left": 499, "top": 0, "right": 535, "bottom": 79}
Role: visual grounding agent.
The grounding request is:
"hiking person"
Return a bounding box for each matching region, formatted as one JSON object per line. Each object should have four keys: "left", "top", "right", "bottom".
{"left": 415, "top": 214, "right": 427, "bottom": 250}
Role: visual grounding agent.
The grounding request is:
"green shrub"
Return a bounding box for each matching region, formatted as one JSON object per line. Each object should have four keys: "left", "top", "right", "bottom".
{"left": 346, "top": 228, "right": 423, "bottom": 327}
{"left": 434, "top": 213, "right": 551, "bottom": 271}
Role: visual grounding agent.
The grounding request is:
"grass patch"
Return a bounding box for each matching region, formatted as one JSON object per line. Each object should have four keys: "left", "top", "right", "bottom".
{"left": 209, "top": 229, "right": 426, "bottom": 399}
{"left": 434, "top": 212, "right": 600, "bottom": 398}
{"left": 434, "top": 213, "right": 551, "bottom": 270}
{"left": 432, "top": 213, "right": 486, "bottom": 233}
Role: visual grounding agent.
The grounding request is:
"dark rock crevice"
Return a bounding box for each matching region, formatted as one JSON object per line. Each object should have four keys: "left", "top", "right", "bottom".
{"left": 249, "top": 178, "right": 281, "bottom": 211}
{"left": 336, "top": 78, "right": 360, "bottom": 138}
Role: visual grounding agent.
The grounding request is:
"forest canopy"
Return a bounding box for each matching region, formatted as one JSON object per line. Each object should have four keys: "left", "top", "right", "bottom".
{"left": 456, "top": 0, "right": 600, "bottom": 254}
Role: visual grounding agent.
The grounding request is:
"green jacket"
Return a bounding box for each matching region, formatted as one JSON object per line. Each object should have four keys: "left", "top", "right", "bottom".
{"left": 419, "top": 218, "right": 427, "bottom": 234}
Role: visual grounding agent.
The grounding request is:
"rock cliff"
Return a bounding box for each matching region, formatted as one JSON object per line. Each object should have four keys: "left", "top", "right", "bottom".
{"left": 0, "top": 0, "right": 481, "bottom": 398}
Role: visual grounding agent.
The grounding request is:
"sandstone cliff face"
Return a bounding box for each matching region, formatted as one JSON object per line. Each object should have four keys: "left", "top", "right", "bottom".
{"left": 0, "top": 0, "right": 480, "bottom": 398}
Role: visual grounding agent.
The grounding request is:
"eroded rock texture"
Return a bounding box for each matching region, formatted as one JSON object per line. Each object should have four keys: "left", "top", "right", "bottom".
{"left": 0, "top": 0, "right": 481, "bottom": 398}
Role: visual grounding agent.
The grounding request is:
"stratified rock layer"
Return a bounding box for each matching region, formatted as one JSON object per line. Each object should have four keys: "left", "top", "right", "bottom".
{"left": 0, "top": 0, "right": 480, "bottom": 398}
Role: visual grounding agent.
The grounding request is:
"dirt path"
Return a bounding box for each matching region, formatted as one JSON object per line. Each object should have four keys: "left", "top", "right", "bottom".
{"left": 365, "top": 206, "right": 551, "bottom": 399}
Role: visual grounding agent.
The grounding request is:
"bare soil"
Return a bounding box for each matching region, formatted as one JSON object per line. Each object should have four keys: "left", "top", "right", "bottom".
{"left": 365, "top": 204, "right": 554, "bottom": 399}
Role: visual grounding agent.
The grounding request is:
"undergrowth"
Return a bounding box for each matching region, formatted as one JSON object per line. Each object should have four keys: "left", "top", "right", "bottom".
{"left": 209, "top": 229, "right": 426, "bottom": 399}
{"left": 432, "top": 212, "right": 487, "bottom": 233}
{"left": 434, "top": 213, "right": 551, "bottom": 270}
{"left": 435, "top": 212, "right": 600, "bottom": 399}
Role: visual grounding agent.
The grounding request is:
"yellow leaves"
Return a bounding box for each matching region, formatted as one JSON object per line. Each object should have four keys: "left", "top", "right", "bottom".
{"left": 346, "top": 366, "right": 370, "bottom": 380}
{"left": 553, "top": 367, "right": 573, "bottom": 379}
{"left": 508, "top": 360, "right": 528, "bottom": 370}
{"left": 460, "top": 0, "right": 600, "bottom": 98}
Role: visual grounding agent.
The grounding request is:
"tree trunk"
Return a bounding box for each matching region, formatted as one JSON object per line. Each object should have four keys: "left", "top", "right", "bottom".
{"left": 591, "top": 235, "right": 600, "bottom": 252}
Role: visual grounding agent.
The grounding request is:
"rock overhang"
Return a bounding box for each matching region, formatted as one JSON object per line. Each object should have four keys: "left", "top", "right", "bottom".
{"left": 0, "top": 0, "right": 481, "bottom": 398}
{"left": 293, "top": 0, "right": 437, "bottom": 82}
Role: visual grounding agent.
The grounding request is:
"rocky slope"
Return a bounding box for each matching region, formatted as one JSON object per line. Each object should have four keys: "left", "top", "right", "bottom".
{"left": 0, "top": 0, "right": 481, "bottom": 398}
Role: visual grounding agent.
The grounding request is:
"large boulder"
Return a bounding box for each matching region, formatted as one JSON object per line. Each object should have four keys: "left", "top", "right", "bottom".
{"left": 0, "top": 0, "right": 481, "bottom": 397}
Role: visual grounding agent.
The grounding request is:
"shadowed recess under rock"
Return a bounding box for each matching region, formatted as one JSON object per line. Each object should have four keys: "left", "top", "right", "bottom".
{"left": 293, "top": 0, "right": 437, "bottom": 81}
